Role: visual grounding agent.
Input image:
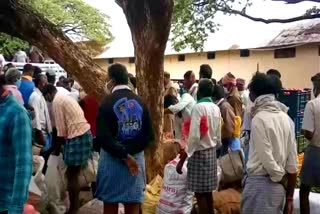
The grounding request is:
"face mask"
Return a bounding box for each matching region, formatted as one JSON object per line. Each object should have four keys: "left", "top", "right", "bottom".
{"left": 15, "top": 80, "right": 21, "bottom": 88}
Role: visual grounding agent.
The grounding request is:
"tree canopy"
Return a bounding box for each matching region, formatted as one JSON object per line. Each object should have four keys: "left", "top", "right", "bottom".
{"left": 0, "top": 0, "right": 112, "bottom": 57}
{"left": 172, "top": 0, "right": 320, "bottom": 51}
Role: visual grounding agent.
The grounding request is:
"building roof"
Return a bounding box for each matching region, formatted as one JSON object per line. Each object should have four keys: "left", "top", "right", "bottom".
{"left": 94, "top": 20, "right": 320, "bottom": 59}
{"left": 265, "top": 20, "right": 320, "bottom": 48}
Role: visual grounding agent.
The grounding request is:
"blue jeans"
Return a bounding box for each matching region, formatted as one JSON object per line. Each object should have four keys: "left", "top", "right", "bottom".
{"left": 43, "top": 134, "right": 52, "bottom": 152}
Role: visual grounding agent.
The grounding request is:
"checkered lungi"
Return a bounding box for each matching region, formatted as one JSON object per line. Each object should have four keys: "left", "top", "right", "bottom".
{"left": 241, "top": 176, "right": 286, "bottom": 214}
{"left": 300, "top": 144, "right": 320, "bottom": 187}
{"left": 63, "top": 131, "right": 93, "bottom": 167}
{"left": 187, "top": 147, "right": 217, "bottom": 193}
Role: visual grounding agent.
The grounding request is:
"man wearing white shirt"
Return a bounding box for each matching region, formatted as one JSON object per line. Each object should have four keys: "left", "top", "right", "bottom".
{"left": 29, "top": 74, "right": 52, "bottom": 153}
{"left": 241, "top": 72, "right": 297, "bottom": 214}
{"left": 165, "top": 72, "right": 196, "bottom": 141}
{"left": 300, "top": 73, "right": 320, "bottom": 214}
{"left": 177, "top": 79, "right": 221, "bottom": 214}
{"left": 13, "top": 49, "right": 28, "bottom": 63}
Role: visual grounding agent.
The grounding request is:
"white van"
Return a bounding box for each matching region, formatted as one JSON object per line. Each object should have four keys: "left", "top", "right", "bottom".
{"left": 9, "top": 62, "right": 67, "bottom": 83}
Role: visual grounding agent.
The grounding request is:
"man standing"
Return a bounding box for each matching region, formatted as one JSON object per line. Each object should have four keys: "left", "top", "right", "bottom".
{"left": 95, "top": 64, "right": 154, "bottom": 214}
{"left": 19, "top": 64, "right": 35, "bottom": 105}
{"left": 221, "top": 72, "right": 243, "bottom": 117}
{"left": 183, "top": 70, "right": 198, "bottom": 100}
{"left": 13, "top": 49, "right": 28, "bottom": 63}
{"left": 4, "top": 68, "right": 24, "bottom": 105}
{"left": 42, "top": 84, "right": 92, "bottom": 214}
{"left": 163, "top": 72, "right": 178, "bottom": 135}
{"left": 177, "top": 79, "right": 221, "bottom": 214}
{"left": 236, "top": 78, "right": 250, "bottom": 108}
{"left": 241, "top": 72, "right": 297, "bottom": 214}
{"left": 0, "top": 75, "right": 33, "bottom": 214}
{"left": 212, "top": 85, "right": 240, "bottom": 156}
{"left": 300, "top": 73, "right": 320, "bottom": 214}
{"left": 29, "top": 74, "right": 52, "bottom": 157}
{"left": 165, "top": 71, "right": 196, "bottom": 141}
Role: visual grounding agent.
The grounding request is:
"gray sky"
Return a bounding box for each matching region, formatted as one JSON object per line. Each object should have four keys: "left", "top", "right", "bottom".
{"left": 85, "top": 0, "right": 319, "bottom": 53}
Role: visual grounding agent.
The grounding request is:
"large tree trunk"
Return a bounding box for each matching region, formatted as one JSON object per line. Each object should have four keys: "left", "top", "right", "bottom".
{"left": 0, "top": 0, "right": 107, "bottom": 98}
{"left": 118, "top": 0, "right": 174, "bottom": 181}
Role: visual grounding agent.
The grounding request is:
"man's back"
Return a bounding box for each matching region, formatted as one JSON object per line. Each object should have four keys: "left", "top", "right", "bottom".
{"left": 187, "top": 101, "right": 221, "bottom": 156}
{"left": 14, "top": 50, "right": 28, "bottom": 63}
{"left": 52, "top": 95, "right": 89, "bottom": 139}
{"left": 100, "top": 88, "right": 151, "bottom": 142}
{"left": 248, "top": 109, "right": 296, "bottom": 182}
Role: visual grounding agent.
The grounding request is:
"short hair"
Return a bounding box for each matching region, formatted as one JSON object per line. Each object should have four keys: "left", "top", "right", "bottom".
{"left": 23, "top": 64, "right": 34, "bottom": 74}
{"left": 42, "top": 83, "right": 57, "bottom": 96}
{"left": 33, "top": 66, "right": 42, "bottom": 78}
{"left": 5, "top": 68, "right": 21, "bottom": 83}
{"left": 266, "top": 69, "right": 281, "bottom": 79}
{"left": 198, "top": 78, "right": 214, "bottom": 97}
{"left": 249, "top": 72, "right": 282, "bottom": 97}
{"left": 199, "top": 64, "right": 213, "bottom": 79}
{"left": 46, "top": 72, "right": 56, "bottom": 84}
{"left": 34, "top": 74, "right": 46, "bottom": 88}
{"left": 184, "top": 70, "right": 193, "bottom": 79}
{"left": 212, "top": 85, "right": 225, "bottom": 101}
{"left": 311, "top": 73, "right": 320, "bottom": 89}
{"left": 108, "top": 63, "right": 129, "bottom": 85}
{"left": 164, "top": 71, "right": 170, "bottom": 79}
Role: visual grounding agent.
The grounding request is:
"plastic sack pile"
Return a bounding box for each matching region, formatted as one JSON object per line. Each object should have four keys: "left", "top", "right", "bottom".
{"left": 156, "top": 157, "right": 193, "bottom": 214}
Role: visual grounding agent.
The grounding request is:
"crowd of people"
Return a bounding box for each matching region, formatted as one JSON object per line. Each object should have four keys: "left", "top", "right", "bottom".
{"left": 0, "top": 61, "right": 319, "bottom": 214}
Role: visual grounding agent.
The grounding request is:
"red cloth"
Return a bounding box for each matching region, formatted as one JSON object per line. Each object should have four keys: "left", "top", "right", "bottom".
{"left": 181, "top": 116, "right": 209, "bottom": 148}
{"left": 81, "top": 95, "right": 99, "bottom": 137}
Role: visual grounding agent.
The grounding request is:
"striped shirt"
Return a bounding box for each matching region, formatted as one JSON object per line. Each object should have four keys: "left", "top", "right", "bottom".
{"left": 52, "top": 95, "right": 90, "bottom": 139}
{"left": 0, "top": 93, "right": 33, "bottom": 214}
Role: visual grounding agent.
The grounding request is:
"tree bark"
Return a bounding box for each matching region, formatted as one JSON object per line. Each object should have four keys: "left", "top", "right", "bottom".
{"left": 0, "top": 0, "right": 107, "bottom": 99}
{"left": 119, "top": 0, "right": 174, "bottom": 181}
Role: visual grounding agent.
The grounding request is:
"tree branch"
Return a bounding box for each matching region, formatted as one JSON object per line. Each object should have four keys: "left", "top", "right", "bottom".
{"left": 218, "top": 7, "right": 320, "bottom": 24}
{"left": 63, "top": 24, "right": 80, "bottom": 34}
{"left": 272, "top": 0, "right": 320, "bottom": 4}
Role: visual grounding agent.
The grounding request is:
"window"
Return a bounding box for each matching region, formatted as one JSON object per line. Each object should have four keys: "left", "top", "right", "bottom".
{"left": 108, "top": 58, "right": 114, "bottom": 64}
{"left": 207, "top": 52, "right": 216, "bottom": 59}
{"left": 178, "top": 55, "right": 185, "bottom": 62}
{"left": 240, "top": 49, "right": 250, "bottom": 57}
{"left": 129, "top": 57, "right": 135, "bottom": 63}
{"left": 274, "top": 48, "right": 296, "bottom": 58}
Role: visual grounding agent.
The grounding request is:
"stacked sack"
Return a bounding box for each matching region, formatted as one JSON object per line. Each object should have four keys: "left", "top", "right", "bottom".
{"left": 157, "top": 157, "right": 193, "bottom": 214}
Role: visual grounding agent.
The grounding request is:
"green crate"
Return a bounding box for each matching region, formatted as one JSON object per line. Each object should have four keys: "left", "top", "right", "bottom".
{"left": 296, "top": 135, "right": 308, "bottom": 153}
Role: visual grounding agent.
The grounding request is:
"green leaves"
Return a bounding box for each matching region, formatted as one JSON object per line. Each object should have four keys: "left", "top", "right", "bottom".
{"left": 171, "top": 0, "right": 250, "bottom": 51}
{"left": 0, "top": 0, "right": 112, "bottom": 58}
{"left": 25, "top": 0, "right": 112, "bottom": 44}
{"left": 0, "top": 33, "right": 28, "bottom": 58}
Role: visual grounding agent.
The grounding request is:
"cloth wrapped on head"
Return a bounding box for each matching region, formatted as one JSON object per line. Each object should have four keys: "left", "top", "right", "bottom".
{"left": 222, "top": 73, "right": 236, "bottom": 86}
